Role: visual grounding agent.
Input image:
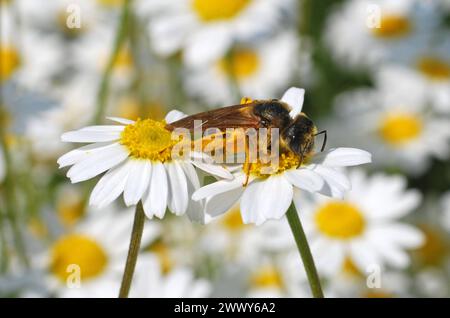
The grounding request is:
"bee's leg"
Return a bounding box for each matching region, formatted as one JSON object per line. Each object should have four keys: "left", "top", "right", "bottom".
{"left": 243, "top": 134, "right": 251, "bottom": 186}
{"left": 296, "top": 140, "right": 311, "bottom": 169}
{"left": 314, "top": 130, "right": 327, "bottom": 152}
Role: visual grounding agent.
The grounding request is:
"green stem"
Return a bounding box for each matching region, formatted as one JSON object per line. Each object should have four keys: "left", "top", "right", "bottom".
{"left": 0, "top": 133, "right": 29, "bottom": 268}
{"left": 93, "top": 0, "right": 131, "bottom": 124}
{"left": 118, "top": 202, "right": 146, "bottom": 298}
{"left": 286, "top": 202, "right": 324, "bottom": 298}
{"left": 299, "top": 0, "right": 311, "bottom": 36}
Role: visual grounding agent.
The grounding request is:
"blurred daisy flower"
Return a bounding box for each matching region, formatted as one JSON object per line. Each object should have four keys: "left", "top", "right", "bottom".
{"left": 192, "top": 88, "right": 372, "bottom": 225}
{"left": 324, "top": 0, "right": 439, "bottom": 70}
{"left": 332, "top": 67, "right": 450, "bottom": 175}
{"left": 246, "top": 256, "right": 310, "bottom": 298}
{"left": 58, "top": 111, "right": 231, "bottom": 222}
{"left": 184, "top": 32, "right": 299, "bottom": 105}
{"left": 129, "top": 254, "right": 211, "bottom": 297}
{"left": 393, "top": 36, "right": 450, "bottom": 113}
{"left": 298, "top": 169, "right": 424, "bottom": 277}
{"left": 43, "top": 205, "right": 159, "bottom": 298}
{"left": 327, "top": 267, "right": 412, "bottom": 298}
{"left": 200, "top": 204, "right": 293, "bottom": 263}
{"left": 26, "top": 78, "right": 96, "bottom": 161}
{"left": 137, "top": 0, "right": 295, "bottom": 66}
{"left": 0, "top": 2, "right": 20, "bottom": 82}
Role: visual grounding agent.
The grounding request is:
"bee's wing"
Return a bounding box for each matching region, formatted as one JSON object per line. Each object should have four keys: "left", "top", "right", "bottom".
{"left": 166, "top": 103, "right": 261, "bottom": 133}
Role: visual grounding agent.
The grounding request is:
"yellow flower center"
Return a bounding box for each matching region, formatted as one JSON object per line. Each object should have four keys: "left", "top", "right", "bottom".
{"left": 120, "top": 119, "right": 177, "bottom": 161}
{"left": 372, "top": 14, "right": 411, "bottom": 39}
{"left": 219, "top": 49, "right": 260, "bottom": 80}
{"left": 221, "top": 207, "right": 247, "bottom": 231}
{"left": 246, "top": 151, "right": 303, "bottom": 178}
{"left": 50, "top": 234, "right": 108, "bottom": 282}
{"left": 378, "top": 112, "right": 422, "bottom": 146}
{"left": 416, "top": 57, "right": 450, "bottom": 81}
{"left": 192, "top": 0, "right": 250, "bottom": 22}
{"left": 149, "top": 241, "right": 173, "bottom": 274}
{"left": 97, "top": 0, "right": 123, "bottom": 7}
{"left": 342, "top": 257, "right": 363, "bottom": 277}
{"left": 250, "top": 265, "right": 283, "bottom": 289}
{"left": 0, "top": 45, "right": 20, "bottom": 81}
{"left": 57, "top": 200, "right": 86, "bottom": 228}
{"left": 414, "top": 225, "right": 447, "bottom": 267}
{"left": 315, "top": 201, "right": 365, "bottom": 239}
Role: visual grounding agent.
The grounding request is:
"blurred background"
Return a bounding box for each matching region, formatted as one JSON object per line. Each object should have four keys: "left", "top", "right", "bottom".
{"left": 0, "top": 0, "right": 450, "bottom": 297}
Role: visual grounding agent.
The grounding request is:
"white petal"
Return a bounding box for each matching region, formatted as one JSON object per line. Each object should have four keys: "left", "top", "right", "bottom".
{"left": 106, "top": 117, "right": 135, "bottom": 125}
{"left": 89, "top": 160, "right": 132, "bottom": 207}
{"left": 240, "top": 181, "right": 265, "bottom": 225}
{"left": 61, "top": 129, "right": 121, "bottom": 143}
{"left": 191, "top": 161, "right": 233, "bottom": 180}
{"left": 79, "top": 125, "right": 125, "bottom": 132}
{"left": 165, "top": 110, "right": 187, "bottom": 124}
{"left": 179, "top": 162, "right": 200, "bottom": 189}
{"left": 307, "top": 165, "right": 351, "bottom": 199}
{"left": 240, "top": 176, "right": 293, "bottom": 225}
{"left": 192, "top": 174, "right": 245, "bottom": 201}
{"left": 184, "top": 25, "right": 232, "bottom": 67}
{"left": 313, "top": 147, "right": 372, "bottom": 167}
{"left": 143, "top": 162, "right": 168, "bottom": 219}
{"left": 57, "top": 142, "right": 114, "bottom": 168}
{"left": 180, "top": 162, "right": 206, "bottom": 223}
{"left": 349, "top": 239, "right": 381, "bottom": 272}
{"left": 284, "top": 168, "right": 324, "bottom": 192}
{"left": 205, "top": 187, "right": 243, "bottom": 217}
{"left": 367, "top": 232, "right": 411, "bottom": 268}
{"left": 166, "top": 162, "right": 188, "bottom": 215}
{"left": 124, "top": 160, "right": 152, "bottom": 206}
{"left": 67, "top": 144, "right": 129, "bottom": 183}
{"left": 368, "top": 225, "right": 424, "bottom": 249}
{"left": 280, "top": 87, "right": 305, "bottom": 118}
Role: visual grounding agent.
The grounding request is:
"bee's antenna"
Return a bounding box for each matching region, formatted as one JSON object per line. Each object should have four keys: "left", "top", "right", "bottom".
{"left": 315, "top": 130, "right": 327, "bottom": 152}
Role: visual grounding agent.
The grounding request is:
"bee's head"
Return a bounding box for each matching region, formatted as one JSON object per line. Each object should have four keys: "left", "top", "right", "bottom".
{"left": 281, "top": 114, "right": 316, "bottom": 157}
{"left": 253, "top": 100, "right": 291, "bottom": 128}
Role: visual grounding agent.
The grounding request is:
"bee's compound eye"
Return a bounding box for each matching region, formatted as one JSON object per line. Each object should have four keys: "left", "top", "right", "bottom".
{"left": 260, "top": 119, "right": 269, "bottom": 127}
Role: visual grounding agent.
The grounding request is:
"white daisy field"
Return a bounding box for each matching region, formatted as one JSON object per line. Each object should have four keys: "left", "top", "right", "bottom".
{"left": 0, "top": 0, "right": 450, "bottom": 302}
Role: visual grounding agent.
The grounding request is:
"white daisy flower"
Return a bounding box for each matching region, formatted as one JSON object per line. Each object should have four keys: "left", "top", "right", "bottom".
{"left": 26, "top": 77, "right": 97, "bottom": 161}
{"left": 42, "top": 205, "right": 160, "bottom": 298}
{"left": 199, "top": 204, "right": 293, "bottom": 264}
{"left": 392, "top": 35, "right": 450, "bottom": 113}
{"left": 297, "top": 169, "right": 424, "bottom": 277}
{"left": 184, "top": 31, "right": 300, "bottom": 106}
{"left": 327, "top": 266, "right": 412, "bottom": 298}
{"left": 58, "top": 111, "right": 232, "bottom": 223}
{"left": 324, "top": 0, "right": 439, "bottom": 70}
{"left": 137, "top": 0, "right": 295, "bottom": 67}
{"left": 129, "top": 254, "right": 211, "bottom": 298}
{"left": 192, "top": 88, "right": 372, "bottom": 225}
{"left": 246, "top": 257, "right": 309, "bottom": 298}
{"left": 332, "top": 66, "right": 450, "bottom": 175}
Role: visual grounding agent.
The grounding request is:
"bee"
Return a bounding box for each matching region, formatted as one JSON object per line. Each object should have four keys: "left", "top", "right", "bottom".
{"left": 166, "top": 98, "right": 327, "bottom": 184}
